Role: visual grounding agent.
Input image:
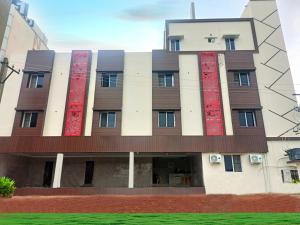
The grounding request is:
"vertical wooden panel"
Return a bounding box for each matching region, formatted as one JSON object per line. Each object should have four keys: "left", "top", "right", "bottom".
{"left": 200, "top": 52, "right": 224, "bottom": 136}
{"left": 64, "top": 51, "right": 91, "bottom": 136}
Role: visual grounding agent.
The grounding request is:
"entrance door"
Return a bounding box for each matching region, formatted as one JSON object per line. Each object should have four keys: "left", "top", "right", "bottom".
{"left": 84, "top": 161, "right": 94, "bottom": 185}
{"left": 43, "top": 161, "right": 54, "bottom": 187}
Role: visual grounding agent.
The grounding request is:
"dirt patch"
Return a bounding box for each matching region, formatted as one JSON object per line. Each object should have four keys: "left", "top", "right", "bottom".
{"left": 0, "top": 194, "right": 300, "bottom": 213}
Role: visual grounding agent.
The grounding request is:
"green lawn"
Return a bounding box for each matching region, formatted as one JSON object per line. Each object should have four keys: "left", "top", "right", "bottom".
{"left": 0, "top": 213, "right": 300, "bottom": 225}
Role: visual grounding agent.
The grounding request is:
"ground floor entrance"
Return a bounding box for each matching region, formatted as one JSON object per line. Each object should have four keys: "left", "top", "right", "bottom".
{"left": 0, "top": 153, "right": 204, "bottom": 192}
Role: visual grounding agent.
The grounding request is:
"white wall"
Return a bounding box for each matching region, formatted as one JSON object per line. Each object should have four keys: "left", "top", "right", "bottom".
{"left": 0, "top": 7, "right": 47, "bottom": 136}
{"left": 179, "top": 54, "right": 203, "bottom": 135}
{"left": 218, "top": 54, "right": 233, "bottom": 135}
{"left": 202, "top": 153, "right": 267, "bottom": 194}
{"left": 121, "top": 52, "right": 152, "bottom": 136}
{"left": 43, "top": 53, "right": 71, "bottom": 136}
{"left": 168, "top": 21, "right": 255, "bottom": 51}
{"left": 242, "top": 0, "right": 298, "bottom": 138}
{"left": 266, "top": 141, "right": 300, "bottom": 194}
{"left": 84, "top": 52, "right": 97, "bottom": 136}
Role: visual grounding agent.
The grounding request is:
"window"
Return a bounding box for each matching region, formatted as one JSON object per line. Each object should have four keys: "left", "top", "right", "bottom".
{"left": 99, "top": 112, "right": 116, "bottom": 128}
{"left": 170, "top": 39, "right": 180, "bottom": 51}
{"left": 225, "top": 38, "right": 235, "bottom": 50}
{"left": 158, "top": 73, "right": 174, "bottom": 87}
{"left": 239, "top": 111, "right": 256, "bottom": 127}
{"left": 281, "top": 169, "right": 299, "bottom": 183}
{"left": 224, "top": 155, "right": 242, "bottom": 172}
{"left": 27, "top": 74, "right": 44, "bottom": 88}
{"left": 234, "top": 72, "right": 250, "bottom": 86}
{"left": 158, "top": 112, "right": 175, "bottom": 128}
{"left": 101, "top": 73, "right": 117, "bottom": 87}
{"left": 22, "top": 112, "right": 38, "bottom": 128}
{"left": 208, "top": 37, "right": 216, "bottom": 43}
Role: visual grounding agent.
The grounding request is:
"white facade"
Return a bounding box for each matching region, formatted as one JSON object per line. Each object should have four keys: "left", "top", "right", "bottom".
{"left": 0, "top": 0, "right": 299, "bottom": 195}
{"left": 0, "top": 6, "right": 48, "bottom": 136}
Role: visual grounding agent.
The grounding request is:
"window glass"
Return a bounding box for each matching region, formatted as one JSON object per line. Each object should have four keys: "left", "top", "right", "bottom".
{"left": 225, "top": 38, "right": 235, "bottom": 50}
{"left": 171, "top": 40, "right": 180, "bottom": 51}
{"left": 100, "top": 113, "right": 107, "bottom": 127}
{"left": 234, "top": 73, "right": 240, "bottom": 82}
{"left": 159, "top": 112, "right": 166, "bottom": 127}
{"left": 291, "top": 170, "right": 299, "bottom": 182}
{"left": 240, "top": 72, "right": 250, "bottom": 86}
{"left": 246, "top": 112, "right": 256, "bottom": 127}
{"left": 166, "top": 112, "right": 175, "bottom": 127}
{"left": 233, "top": 155, "right": 242, "bottom": 172}
{"left": 28, "top": 74, "right": 37, "bottom": 88}
{"left": 22, "top": 112, "right": 37, "bottom": 128}
{"left": 30, "top": 112, "right": 38, "bottom": 127}
{"left": 36, "top": 75, "right": 44, "bottom": 88}
{"left": 22, "top": 113, "right": 31, "bottom": 127}
{"left": 107, "top": 112, "right": 116, "bottom": 128}
{"left": 165, "top": 74, "right": 173, "bottom": 87}
{"left": 101, "top": 74, "right": 110, "bottom": 87}
{"left": 224, "top": 155, "right": 233, "bottom": 172}
{"left": 239, "top": 112, "right": 247, "bottom": 127}
{"left": 109, "top": 74, "right": 117, "bottom": 87}
{"left": 158, "top": 74, "right": 165, "bottom": 87}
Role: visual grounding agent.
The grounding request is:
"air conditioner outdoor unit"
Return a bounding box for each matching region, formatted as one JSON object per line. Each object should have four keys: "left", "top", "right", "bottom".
{"left": 249, "top": 154, "right": 263, "bottom": 164}
{"left": 209, "top": 154, "right": 222, "bottom": 164}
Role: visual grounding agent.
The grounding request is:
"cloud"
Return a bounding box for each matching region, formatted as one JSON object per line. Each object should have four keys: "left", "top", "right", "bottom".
{"left": 118, "top": 0, "right": 176, "bottom": 21}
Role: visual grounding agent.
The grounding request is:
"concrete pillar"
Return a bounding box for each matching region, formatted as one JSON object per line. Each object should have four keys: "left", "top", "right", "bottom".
{"left": 52, "top": 153, "right": 64, "bottom": 188}
{"left": 128, "top": 152, "right": 134, "bottom": 188}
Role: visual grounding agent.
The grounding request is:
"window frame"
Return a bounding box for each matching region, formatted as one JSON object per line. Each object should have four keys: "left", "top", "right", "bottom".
{"left": 281, "top": 169, "right": 299, "bottom": 183}
{"left": 158, "top": 111, "right": 176, "bottom": 128}
{"left": 100, "top": 73, "right": 117, "bottom": 88}
{"left": 21, "top": 112, "right": 38, "bottom": 128}
{"left": 158, "top": 73, "right": 174, "bottom": 88}
{"left": 170, "top": 39, "right": 180, "bottom": 51}
{"left": 239, "top": 111, "right": 257, "bottom": 128}
{"left": 207, "top": 37, "right": 216, "bottom": 43}
{"left": 234, "top": 72, "right": 250, "bottom": 87}
{"left": 27, "top": 74, "right": 44, "bottom": 88}
{"left": 225, "top": 38, "right": 236, "bottom": 50}
{"left": 291, "top": 170, "right": 299, "bottom": 182}
{"left": 99, "top": 111, "right": 116, "bottom": 128}
{"left": 224, "top": 155, "right": 242, "bottom": 172}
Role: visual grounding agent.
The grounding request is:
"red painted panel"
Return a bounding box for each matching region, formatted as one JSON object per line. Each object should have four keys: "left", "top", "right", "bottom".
{"left": 64, "top": 51, "right": 91, "bottom": 136}
{"left": 200, "top": 52, "right": 224, "bottom": 136}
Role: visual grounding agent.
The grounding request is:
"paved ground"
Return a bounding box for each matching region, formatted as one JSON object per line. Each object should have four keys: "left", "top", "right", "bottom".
{"left": 1, "top": 194, "right": 300, "bottom": 213}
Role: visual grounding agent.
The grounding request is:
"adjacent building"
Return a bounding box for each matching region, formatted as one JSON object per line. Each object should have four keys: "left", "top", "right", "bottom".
{"left": 0, "top": 0, "right": 48, "bottom": 101}
{"left": 0, "top": 0, "right": 299, "bottom": 195}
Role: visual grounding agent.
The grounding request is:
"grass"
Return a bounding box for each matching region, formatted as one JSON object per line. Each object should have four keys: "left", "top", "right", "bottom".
{"left": 0, "top": 213, "right": 300, "bottom": 225}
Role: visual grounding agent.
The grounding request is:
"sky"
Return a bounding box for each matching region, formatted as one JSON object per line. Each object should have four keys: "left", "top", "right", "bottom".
{"left": 25, "top": 0, "right": 299, "bottom": 94}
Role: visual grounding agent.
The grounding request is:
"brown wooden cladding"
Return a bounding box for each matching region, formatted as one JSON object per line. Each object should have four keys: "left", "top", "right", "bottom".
{"left": 224, "top": 51, "right": 256, "bottom": 71}
{"left": 231, "top": 110, "right": 265, "bottom": 136}
{"left": 224, "top": 51, "right": 266, "bottom": 137}
{"left": 15, "top": 72, "right": 52, "bottom": 110}
{"left": 92, "top": 111, "right": 122, "bottom": 136}
{"left": 13, "top": 50, "right": 55, "bottom": 136}
{"left": 152, "top": 111, "right": 181, "bottom": 136}
{"left": 23, "top": 50, "right": 55, "bottom": 72}
{"left": 227, "top": 71, "right": 261, "bottom": 109}
{"left": 152, "top": 72, "right": 180, "bottom": 110}
{"left": 12, "top": 111, "right": 45, "bottom": 136}
{"left": 93, "top": 73, "right": 123, "bottom": 110}
{"left": 0, "top": 135, "right": 268, "bottom": 153}
{"left": 97, "top": 50, "right": 124, "bottom": 72}
{"left": 152, "top": 50, "right": 179, "bottom": 72}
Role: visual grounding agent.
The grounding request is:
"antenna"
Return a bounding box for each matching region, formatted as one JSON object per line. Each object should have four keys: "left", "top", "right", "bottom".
{"left": 190, "top": 2, "right": 196, "bottom": 19}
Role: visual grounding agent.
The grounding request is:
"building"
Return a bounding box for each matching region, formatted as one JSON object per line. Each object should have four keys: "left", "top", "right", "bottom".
{"left": 0, "top": 0, "right": 48, "bottom": 101}
{"left": 0, "top": 0, "right": 299, "bottom": 195}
